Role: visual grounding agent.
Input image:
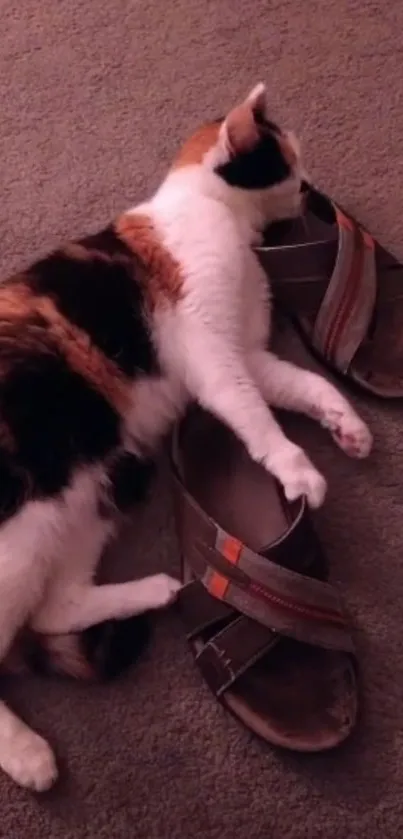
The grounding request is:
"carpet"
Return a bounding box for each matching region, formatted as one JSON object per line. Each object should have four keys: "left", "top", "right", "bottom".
{"left": 1, "top": 1, "right": 403, "bottom": 837}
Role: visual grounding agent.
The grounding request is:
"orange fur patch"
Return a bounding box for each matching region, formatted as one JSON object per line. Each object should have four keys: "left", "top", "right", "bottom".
{"left": 37, "top": 633, "right": 96, "bottom": 680}
{"left": 115, "top": 212, "right": 184, "bottom": 307}
{"left": 171, "top": 121, "right": 221, "bottom": 169}
{"left": 36, "top": 296, "right": 132, "bottom": 414}
{"left": 3, "top": 631, "right": 95, "bottom": 680}
{"left": 0, "top": 279, "right": 131, "bottom": 415}
{"left": 0, "top": 282, "right": 45, "bottom": 451}
{"left": 0, "top": 281, "right": 36, "bottom": 321}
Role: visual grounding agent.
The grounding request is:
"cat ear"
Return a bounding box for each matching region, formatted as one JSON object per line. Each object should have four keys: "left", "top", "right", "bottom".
{"left": 246, "top": 82, "right": 267, "bottom": 119}
{"left": 221, "top": 83, "right": 267, "bottom": 156}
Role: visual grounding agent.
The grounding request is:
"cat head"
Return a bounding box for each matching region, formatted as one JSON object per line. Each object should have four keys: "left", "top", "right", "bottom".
{"left": 172, "top": 83, "right": 304, "bottom": 227}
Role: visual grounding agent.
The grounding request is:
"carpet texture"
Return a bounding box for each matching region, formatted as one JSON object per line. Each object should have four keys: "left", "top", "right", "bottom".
{"left": 1, "top": 1, "right": 403, "bottom": 836}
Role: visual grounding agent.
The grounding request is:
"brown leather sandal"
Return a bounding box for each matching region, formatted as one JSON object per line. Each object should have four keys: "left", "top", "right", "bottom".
{"left": 171, "top": 408, "right": 358, "bottom": 752}
{"left": 256, "top": 185, "right": 403, "bottom": 398}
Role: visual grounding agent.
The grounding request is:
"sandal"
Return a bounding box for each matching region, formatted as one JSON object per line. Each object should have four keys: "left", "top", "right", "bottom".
{"left": 256, "top": 184, "right": 403, "bottom": 398}
{"left": 171, "top": 407, "right": 358, "bottom": 752}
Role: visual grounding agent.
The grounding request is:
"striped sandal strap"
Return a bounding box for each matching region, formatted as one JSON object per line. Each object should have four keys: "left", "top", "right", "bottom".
{"left": 311, "top": 203, "right": 377, "bottom": 373}
{"left": 190, "top": 525, "right": 355, "bottom": 654}
{"left": 172, "top": 433, "right": 354, "bottom": 655}
{"left": 255, "top": 187, "right": 378, "bottom": 375}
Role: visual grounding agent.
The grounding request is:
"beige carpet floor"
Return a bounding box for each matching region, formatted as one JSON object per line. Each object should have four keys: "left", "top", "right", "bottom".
{"left": 1, "top": 0, "right": 403, "bottom": 836}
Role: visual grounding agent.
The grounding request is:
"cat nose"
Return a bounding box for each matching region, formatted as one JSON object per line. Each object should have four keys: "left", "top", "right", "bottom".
{"left": 300, "top": 180, "right": 310, "bottom": 193}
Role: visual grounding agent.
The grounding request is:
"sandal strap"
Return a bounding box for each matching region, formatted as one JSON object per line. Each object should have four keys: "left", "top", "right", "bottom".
{"left": 180, "top": 579, "right": 279, "bottom": 696}
{"left": 179, "top": 546, "right": 354, "bottom": 696}
{"left": 256, "top": 186, "right": 377, "bottom": 374}
{"left": 179, "top": 577, "right": 282, "bottom": 696}
{"left": 172, "top": 425, "right": 325, "bottom": 580}
{"left": 193, "top": 531, "right": 354, "bottom": 653}
{"left": 195, "top": 613, "right": 278, "bottom": 697}
{"left": 172, "top": 445, "right": 354, "bottom": 654}
{"left": 312, "top": 204, "right": 376, "bottom": 372}
{"left": 180, "top": 571, "right": 354, "bottom": 698}
{"left": 179, "top": 578, "right": 233, "bottom": 640}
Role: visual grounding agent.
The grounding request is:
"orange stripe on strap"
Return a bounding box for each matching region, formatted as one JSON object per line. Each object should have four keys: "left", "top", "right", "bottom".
{"left": 220, "top": 536, "right": 242, "bottom": 565}
{"left": 207, "top": 537, "right": 242, "bottom": 600}
{"left": 337, "top": 208, "right": 373, "bottom": 249}
{"left": 324, "top": 217, "right": 365, "bottom": 361}
{"left": 362, "top": 229, "right": 375, "bottom": 250}
{"left": 336, "top": 209, "right": 354, "bottom": 232}
{"left": 208, "top": 572, "right": 229, "bottom": 600}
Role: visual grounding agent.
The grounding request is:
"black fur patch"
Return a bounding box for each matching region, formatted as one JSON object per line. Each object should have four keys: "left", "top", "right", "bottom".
{"left": 27, "top": 226, "right": 159, "bottom": 378}
{"left": 99, "top": 450, "right": 155, "bottom": 517}
{"left": 0, "top": 450, "right": 26, "bottom": 523}
{"left": 82, "top": 614, "right": 151, "bottom": 681}
{"left": 0, "top": 222, "right": 165, "bottom": 523}
{"left": 0, "top": 348, "right": 120, "bottom": 503}
{"left": 216, "top": 131, "right": 290, "bottom": 190}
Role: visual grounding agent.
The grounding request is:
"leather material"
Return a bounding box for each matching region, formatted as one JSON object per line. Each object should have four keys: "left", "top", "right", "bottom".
{"left": 171, "top": 419, "right": 355, "bottom": 698}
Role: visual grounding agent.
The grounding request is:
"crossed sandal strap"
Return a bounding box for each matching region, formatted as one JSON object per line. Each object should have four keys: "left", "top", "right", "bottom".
{"left": 179, "top": 580, "right": 279, "bottom": 696}
{"left": 172, "top": 419, "right": 355, "bottom": 700}
{"left": 179, "top": 577, "right": 234, "bottom": 640}
{"left": 180, "top": 537, "right": 354, "bottom": 698}
{"left": 179, "top": 527, "right": 354, "bottom": 698}
{"left": 180, "top": 540, "right": 325, "bottom": 698}
{"left": 312, "top": 201, "right": 376, "bottom": 372}
{"left": 195, "top": 611, "right": 279, "bottom": 697}
{"left": 190, "top": 526, "right": 354, "bottom": 654}
{"left": 175, "top": 482, "right": 355, "bottom": 696}
{"left": 173, "top": 449, "right": 353, "bottom": 652}
{"left": 172, "top": 431, "right": 325, "bottom": 583}
{"left": 258, "top": 187, "right": 377, "bottom": 374}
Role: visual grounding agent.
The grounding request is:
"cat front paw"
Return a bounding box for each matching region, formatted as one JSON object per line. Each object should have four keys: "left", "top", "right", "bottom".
{"left": 3, "top": 733, "right": 58, "bottom": 792}
{"left": 323, "top": 409, "right": 373, "bottom": 459}
{"left": 269, "top": 445, "right": 327, "bottom": 509}
{"left": 145, "top": 574, "right": 182, "bottom": 609}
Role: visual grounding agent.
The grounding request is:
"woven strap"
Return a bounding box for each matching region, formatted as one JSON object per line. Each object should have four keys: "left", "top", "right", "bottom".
{"left": 312, "top": 207, "right": 376, "bottom": 372}
{"left": 179, "top": 580, "right": 280, "bottom": 696}
{"left": 188, "top": 524, "right": 354, "bottom": 653}
{"left": 172, "top": 435, "right": 353, "bottom": 653}
{"left": 172, "top": 416, "right": 355, "bottom": 698}
{"left": 195, "top": 612, "right": 279, "bottom": 697}
{"left": 256, "top": 187, "right": 377, "bottom": 374}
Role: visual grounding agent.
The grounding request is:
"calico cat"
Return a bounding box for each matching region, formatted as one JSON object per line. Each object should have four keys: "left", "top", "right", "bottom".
{"left": 0, "top": 82, "right": 372, "bottom": 791}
